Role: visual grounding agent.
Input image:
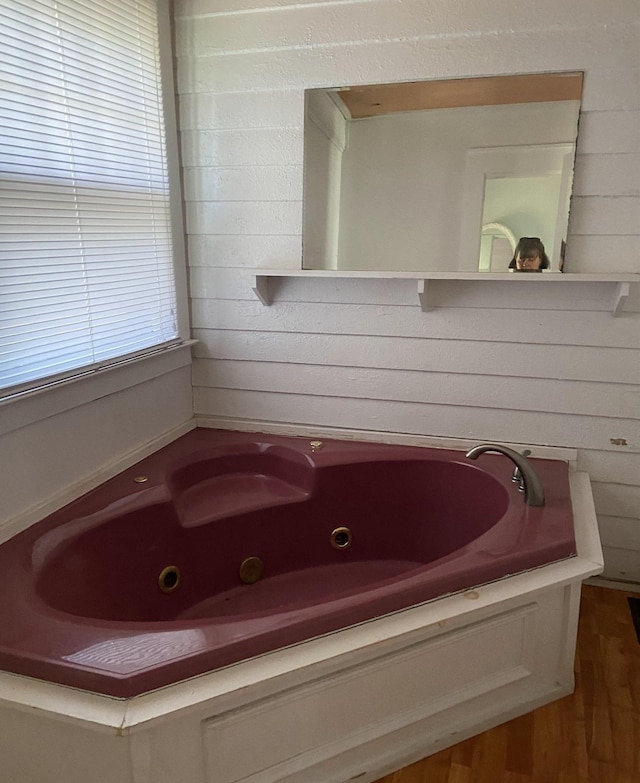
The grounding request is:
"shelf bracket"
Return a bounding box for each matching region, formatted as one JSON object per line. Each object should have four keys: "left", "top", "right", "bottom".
{"left": 417, "top": 280, "right": 430, "bottom": 311}
{"left": 612, "top": 282, "right": 630, "bottom": 316}
{"left": 252, "top": 275, "right": 271, "bottom": 306}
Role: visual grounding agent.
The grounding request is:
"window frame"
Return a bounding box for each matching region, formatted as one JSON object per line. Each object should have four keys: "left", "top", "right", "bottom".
{"left": 0, "top": 0, "right": 192, "bottom": 433}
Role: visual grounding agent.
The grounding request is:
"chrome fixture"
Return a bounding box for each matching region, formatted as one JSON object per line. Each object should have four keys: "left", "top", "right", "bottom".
{"left": 465, "top": 444, "right": 545, "bottom": 507}
{"left": 511, "top": 449, "right": 531, "bottom": 489}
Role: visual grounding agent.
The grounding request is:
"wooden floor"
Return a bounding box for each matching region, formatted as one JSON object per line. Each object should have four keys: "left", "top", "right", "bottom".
{"left": 374, "top": 584, "right": 640, "bottom": 783}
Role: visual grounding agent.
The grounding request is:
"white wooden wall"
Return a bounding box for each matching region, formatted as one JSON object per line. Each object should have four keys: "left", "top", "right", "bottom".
{"left": 0, "top": 363, "right": 194, "bottom": 537}
{"left": 174, "top": 0, "right": 640, "bottom": 582}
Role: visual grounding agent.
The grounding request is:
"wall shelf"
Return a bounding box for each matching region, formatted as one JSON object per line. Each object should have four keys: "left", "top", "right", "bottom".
{"left": 252, "top": 270, "right": 639, "bottom": 315}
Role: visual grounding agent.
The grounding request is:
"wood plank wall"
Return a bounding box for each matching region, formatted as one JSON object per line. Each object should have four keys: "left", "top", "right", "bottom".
{"left": 173, "top": 0, "right": 640, "bottom": 582}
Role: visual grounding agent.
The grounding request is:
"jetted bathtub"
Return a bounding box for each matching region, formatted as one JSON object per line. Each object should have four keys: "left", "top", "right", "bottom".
{"left": 0, "top": 428, "right": 578, "bottom": 698}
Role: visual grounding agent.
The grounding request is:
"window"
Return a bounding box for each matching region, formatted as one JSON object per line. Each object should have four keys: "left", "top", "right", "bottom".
{"left": 0, "top": 0, "right": 183, "bottom": 399}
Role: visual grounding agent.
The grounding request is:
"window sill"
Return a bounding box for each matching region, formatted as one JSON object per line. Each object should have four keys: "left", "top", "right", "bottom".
{"left": 0, "top": 340, "right": 197, "bottom": 438}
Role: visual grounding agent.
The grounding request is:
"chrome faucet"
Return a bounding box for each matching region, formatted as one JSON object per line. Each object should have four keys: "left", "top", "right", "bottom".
{"left": 465, "top": 444, "right": 545, "bottom": 507}
{"left": 511, "top": 449, "right": 531, "bottom": 488}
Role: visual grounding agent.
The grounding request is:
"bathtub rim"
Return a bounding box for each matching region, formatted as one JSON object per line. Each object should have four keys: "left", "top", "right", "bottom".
{"left": 194, "top": 418, "right": 579, "bottom": 468}
{"left": 0, "top": 471, "right": 602, "bottom": 732}
{"left": 0, "top": 420, "right": 578, "bottom": 547}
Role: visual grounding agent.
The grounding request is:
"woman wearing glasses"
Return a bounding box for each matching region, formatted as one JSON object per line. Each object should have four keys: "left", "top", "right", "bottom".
{"left": 508, "top": 237, "right": 550, "bottom": 272}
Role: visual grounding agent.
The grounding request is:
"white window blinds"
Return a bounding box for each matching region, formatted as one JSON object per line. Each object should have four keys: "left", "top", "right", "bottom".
{"left": 0, "top": 0, "right": 179, "bottom": 398}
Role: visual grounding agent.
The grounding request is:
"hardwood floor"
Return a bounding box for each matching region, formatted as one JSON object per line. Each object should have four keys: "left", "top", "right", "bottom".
{"left": 373, "top": 584, "right": 640, "bottom": 783}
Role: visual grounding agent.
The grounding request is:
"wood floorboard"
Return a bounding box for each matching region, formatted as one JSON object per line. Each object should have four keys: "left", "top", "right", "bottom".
{"left": 373, "top": 585, "right": 640, "bottom": 783}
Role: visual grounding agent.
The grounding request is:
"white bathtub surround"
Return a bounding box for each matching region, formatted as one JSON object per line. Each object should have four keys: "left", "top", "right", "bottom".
{"left": 0, "top": 470, "right": 602, "bottom": 783}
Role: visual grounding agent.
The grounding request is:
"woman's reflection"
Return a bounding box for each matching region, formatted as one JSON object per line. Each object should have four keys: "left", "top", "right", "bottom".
{"left": 509, "top": 237, "right": 550, "bottom": 272}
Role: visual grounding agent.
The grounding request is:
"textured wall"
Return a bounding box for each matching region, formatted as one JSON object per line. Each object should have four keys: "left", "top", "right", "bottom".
{"left": 174, "top": 0, "right": 640, "bottom": 581}
{"left": 1, "top": 363, "right": 194, "bottom": 534}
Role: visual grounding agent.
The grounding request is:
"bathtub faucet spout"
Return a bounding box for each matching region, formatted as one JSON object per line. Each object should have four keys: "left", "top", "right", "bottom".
{"left": 465, "top": 444, "right": 545, "bottom": 507}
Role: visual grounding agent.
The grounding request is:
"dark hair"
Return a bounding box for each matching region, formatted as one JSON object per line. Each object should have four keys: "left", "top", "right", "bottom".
{"left": 508, "top": 237, "right": 550, "bottom": 269}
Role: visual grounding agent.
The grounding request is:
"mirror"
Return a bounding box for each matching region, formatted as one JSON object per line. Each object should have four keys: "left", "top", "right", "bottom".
{"left": 302, "top": 72, "right": 583, "bottom": 273}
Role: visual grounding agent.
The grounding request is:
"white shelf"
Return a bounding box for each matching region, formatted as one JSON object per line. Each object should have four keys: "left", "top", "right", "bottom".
{"left": 252, "top": 270, "right": 639, "bottom": 315}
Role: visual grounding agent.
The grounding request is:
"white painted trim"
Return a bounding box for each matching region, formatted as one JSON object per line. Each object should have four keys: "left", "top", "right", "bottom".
{"left": 569, "top": 472, "right": 604, "bottom": 567}
{"left": 157, "top": 0, "right": 190, "bottom": 341}
{"left": 194, "top": 416, "right": 579, "bottom": 464}
{"left": 613, "top": 281, "right": 631, "bottom": 316}
{"left": 482, "top": 222, "right": 517, "bottom": 253}
{"left": 417, "top": 279, "right": 430, "bottom": 311}
{"left": 0, "top": 418, "right": 196, "bottom": 545}
{"left": 252, "top": 275, "right": 270, "bottom": 306}
{"left": 305, "top": 90, "right": 348, "bottom": 152}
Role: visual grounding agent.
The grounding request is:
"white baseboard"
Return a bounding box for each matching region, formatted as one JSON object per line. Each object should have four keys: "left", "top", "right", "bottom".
{"left": 587, "top": 575, "right": 640, "bottom": 593}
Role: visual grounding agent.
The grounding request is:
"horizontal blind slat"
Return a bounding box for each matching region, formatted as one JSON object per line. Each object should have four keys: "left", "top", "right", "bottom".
{"left": 0, "top": 38, "right": 162, "bottom": 87}
{"left": 0, "top": 0, "right": 178, "bottom": 395}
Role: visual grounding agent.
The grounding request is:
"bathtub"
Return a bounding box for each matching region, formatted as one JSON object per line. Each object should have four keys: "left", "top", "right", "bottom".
{"left": 0, "top": 428, "right": 603, "bottom": 783}
{"left": 1, "top": 428, "right": 577, "bottom": 696}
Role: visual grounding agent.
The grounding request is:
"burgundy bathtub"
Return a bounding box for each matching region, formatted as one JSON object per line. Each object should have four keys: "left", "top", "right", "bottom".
{"left": 0, "top": 429, "right": 576, "bottom": 697}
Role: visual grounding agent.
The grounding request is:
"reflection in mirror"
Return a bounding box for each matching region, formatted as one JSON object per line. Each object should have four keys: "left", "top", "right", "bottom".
{"left": 479, "top": 223, "right": 516, "bottom": 271}
{"left": 302, "top": 72, "right": 583, "bottom": 273}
